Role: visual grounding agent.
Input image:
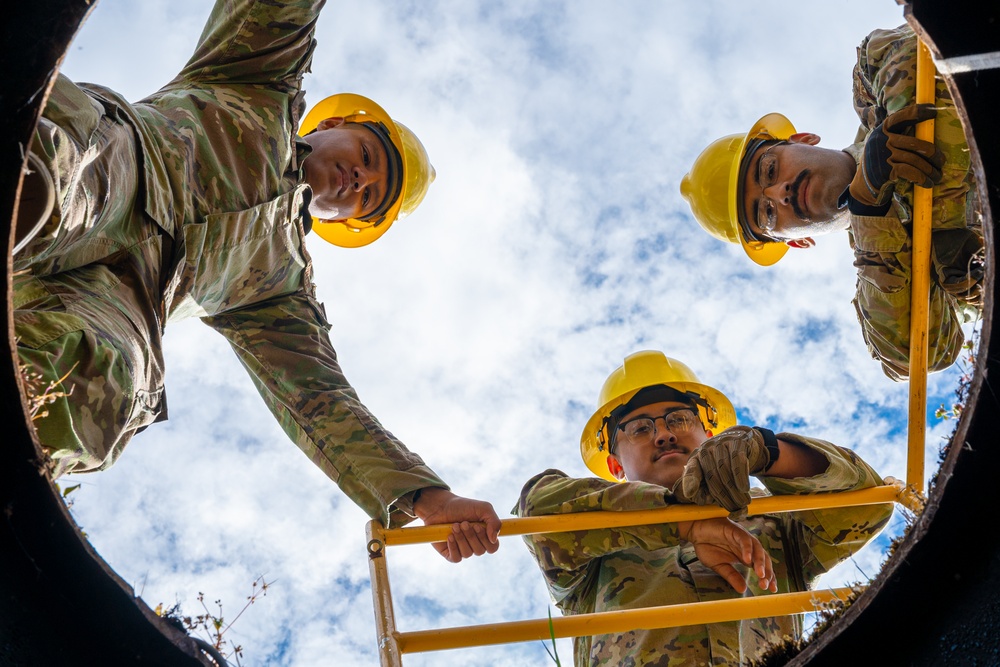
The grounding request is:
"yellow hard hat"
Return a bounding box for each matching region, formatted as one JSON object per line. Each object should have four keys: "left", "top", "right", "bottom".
{"left": 580, "top": 350, "right": 737, "bottom": 482}
{"left": 679, "top": 113, "right": 797, "bottom": 267}
{"left": 300, "top": 93, "right": 436, "bottom": 248}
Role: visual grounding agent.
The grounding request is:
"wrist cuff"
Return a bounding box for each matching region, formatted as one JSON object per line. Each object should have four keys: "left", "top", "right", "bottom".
{"left": 847, "top": 192, "right": 892, "bottom": 217}
{"left": 754, "top": 427, "right": 780, "bottom": 472}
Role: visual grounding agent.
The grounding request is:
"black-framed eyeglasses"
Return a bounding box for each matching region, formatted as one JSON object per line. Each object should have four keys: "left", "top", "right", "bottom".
{"left": 615, "top": 407, "right": 700, "bottom": 450}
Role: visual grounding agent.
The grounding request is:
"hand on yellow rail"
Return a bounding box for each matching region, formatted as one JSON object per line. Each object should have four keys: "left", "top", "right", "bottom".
{"left": 412, "top": 487, "right": 501, "bottom": 562}
{"left": 883, "top": 476, "right": 926, "bottom": 514}
{"left": 384, "top": 485, "right": 902, "bottom": 547}
{"left": 678, "top": 517, "right": 777, "bottom": 593}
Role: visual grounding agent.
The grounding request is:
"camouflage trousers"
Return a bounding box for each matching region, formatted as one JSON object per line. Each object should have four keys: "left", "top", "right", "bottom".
{"left": 14, "top": 75, "right": 169, "bottom": 477}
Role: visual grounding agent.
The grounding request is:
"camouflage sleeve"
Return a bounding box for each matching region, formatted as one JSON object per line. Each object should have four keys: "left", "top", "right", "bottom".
{"left": 760, "top": 434, "right": 892, "bottom": 582}
{"left": 515, "top": 469, "right": 683, "bottom": 609}
{"left": 171, "top": 0, "right": 323, "bottom": 87}
{"left": 849, "top": 25, "right": 974, "bottom": 381}
{"left": 203, "top": 290, "right": 448, "bottom": 528}
{"left": 852, "top": 30, "right": 883, "bottom": 135}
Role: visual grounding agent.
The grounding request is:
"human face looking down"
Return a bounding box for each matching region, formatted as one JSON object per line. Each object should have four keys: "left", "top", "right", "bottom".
{"left": 607, "top": 400, "right": 710, "bottom": 489}
{"left": 740, "top": 133, "right": 857, "bottom": 244}
{"left": 302, "top": 117, "right": 391, "bottom": 222}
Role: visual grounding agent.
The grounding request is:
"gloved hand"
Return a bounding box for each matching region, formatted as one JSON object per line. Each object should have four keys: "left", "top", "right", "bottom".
{"left": 849, "top": 104, "right": 944, "bottom": 209}
{"left": 673, "top": 426, "right": 771, "bottom": 513}
{"left": 933, "top": 228, "right": 986, "bottom": 309}
{"left": 940, "top": 256, "right": 985, "bottom": 308}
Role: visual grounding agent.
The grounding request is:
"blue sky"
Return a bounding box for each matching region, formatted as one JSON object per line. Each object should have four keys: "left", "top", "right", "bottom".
{"left": 55, "top": 1, "right": 975, "bottom": 665}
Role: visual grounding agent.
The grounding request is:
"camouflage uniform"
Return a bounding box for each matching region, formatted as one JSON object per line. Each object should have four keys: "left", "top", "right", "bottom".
{"left": 847, "top": 25, "right": 982, "bottom": 381}
{"left": 516, "top": 433, "right": 891, "bottom": 666}
{"left": 13, "top": 0, "right": 446, "bottom": 527}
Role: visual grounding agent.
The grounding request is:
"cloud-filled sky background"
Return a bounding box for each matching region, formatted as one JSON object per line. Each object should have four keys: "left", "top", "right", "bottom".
{"left": 53, "top": 1, "right": 977, "bottom": 664}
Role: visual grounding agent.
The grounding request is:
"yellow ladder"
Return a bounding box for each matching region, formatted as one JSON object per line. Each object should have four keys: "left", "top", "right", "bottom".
{"left": 364, "top": 39, "right": 939, "bottom": 666}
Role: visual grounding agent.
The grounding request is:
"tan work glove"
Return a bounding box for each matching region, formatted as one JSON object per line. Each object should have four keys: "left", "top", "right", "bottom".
{"left": 849, "top": 104, "right": 944, "bottom": 209}
{"left": 673, "top": 426, "right": 772, "bottom": 514}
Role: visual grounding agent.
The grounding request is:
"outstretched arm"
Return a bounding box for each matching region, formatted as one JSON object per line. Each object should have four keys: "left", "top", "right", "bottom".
{"left": 207, "top": 291, "right": 448, "bottom": 529}
{"left": 173, "top": 0, "right": 324, "bottom": 87}
{"left": 211, "top": 292, "right": 503, "bottom": 563}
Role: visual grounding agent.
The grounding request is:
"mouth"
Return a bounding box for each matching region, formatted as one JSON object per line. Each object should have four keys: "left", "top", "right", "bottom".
{"left": 791, "top": 170, "right": 811, "bottom": 221}
{"left": 653, "top": 449, "right": 686, "bottom": 462}
{"left": 336, "top": 165, "right": 349, "bottom": 197}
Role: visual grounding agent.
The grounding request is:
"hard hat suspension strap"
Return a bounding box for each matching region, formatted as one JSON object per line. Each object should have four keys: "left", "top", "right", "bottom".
{"left": 685, "top": 393, "right": 719, "bottom": 429}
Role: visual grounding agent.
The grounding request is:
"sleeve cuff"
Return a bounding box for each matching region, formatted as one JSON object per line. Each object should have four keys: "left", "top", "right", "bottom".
{"left": 753, "top": 427, "right": 780, "bottom": 472}
{"left": 848, "top": 193, "right": 892, "bottom": 217}
{"left": 385, "top": 478, "right": 451, "bottom": 528}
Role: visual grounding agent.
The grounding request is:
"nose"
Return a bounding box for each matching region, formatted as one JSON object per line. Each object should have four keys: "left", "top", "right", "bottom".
{"left": 351, "top": 165, "right": 377, "bottom": 191}
{"left": 763, "top": 180, "right": 793, "bottom": 206}
{"left": 653, "top": 419, "right": 677, "bottom": 446}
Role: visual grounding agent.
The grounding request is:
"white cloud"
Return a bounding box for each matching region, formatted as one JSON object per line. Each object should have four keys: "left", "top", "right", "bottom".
{"left": 55, "top": 1, "right": 966, "bottom": 665}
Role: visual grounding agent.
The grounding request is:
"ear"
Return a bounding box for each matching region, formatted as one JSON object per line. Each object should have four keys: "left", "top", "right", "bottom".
{"left": 704, "top": 430, "right": 713, "bottom": 438}
{"left": 786, "top": 237, "right": 815, "bottom": 249}
{"left": 606, "top": 455, "right": 626, "bottom": 481}
{"left": 788, "top": 132, "right": 821, "bottom": 146}
{"left": 316, "top": 116, "right": 347, "bottom": 131}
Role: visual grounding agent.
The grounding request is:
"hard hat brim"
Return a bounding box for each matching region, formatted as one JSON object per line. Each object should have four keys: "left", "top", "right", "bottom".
{"left": 728, "top": 113, "right": 797, "bottom": 267}
{"left": 300, "top": 93, "right": 407, "bottom": 248}
{"left": 312, "top": 217, "right": 394, "bottom": 247}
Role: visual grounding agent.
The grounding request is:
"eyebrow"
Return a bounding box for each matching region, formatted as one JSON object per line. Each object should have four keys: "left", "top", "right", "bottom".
{"left": 750, "top": 148, "right": 766, "bottom": 229}
{"left": 619, "top": 411, "right": 654, "bottom": 426}
{"left": 369, "top": 183, "right": 382, "bottom": 217}
{"left": 366, "top": 139, "right": 384, "bottom": 216}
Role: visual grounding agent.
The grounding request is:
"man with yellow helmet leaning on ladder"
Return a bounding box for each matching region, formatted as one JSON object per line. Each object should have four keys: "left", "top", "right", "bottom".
{"left": 517, "top": 350, "right": 892, "bottom": 665}
{"left": 13, "top": 0, "right": 499, "bottom": 562}
{"left": 680, "top": 25, "right": 983, "bottom": 382}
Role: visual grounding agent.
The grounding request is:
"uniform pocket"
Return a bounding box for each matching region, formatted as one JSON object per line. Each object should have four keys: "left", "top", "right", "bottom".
{"left": 15, "top": 266, "right": 166, "bottom": 469}
{"left": 13, "top": 272, "right": 119, "bottom": 348}
{"left": 850, "top": 212, "right": 908, "bottom": 254}
{"left": 171, "top": 191, "right": 308, "bottom": 318}
{"left": 856, "top": 264, "right": 907, "bottom": 294}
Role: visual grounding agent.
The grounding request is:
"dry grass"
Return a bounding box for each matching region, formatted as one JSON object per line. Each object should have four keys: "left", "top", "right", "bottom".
{"left": 156, "top": 575, "right": 274, "bottom": 666}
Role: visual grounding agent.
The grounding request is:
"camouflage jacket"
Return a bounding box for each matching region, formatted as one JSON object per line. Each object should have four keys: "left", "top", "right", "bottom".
{"left": 847, "top": 25, "right": 981, "bottom": 381}
{"left": 20, "top": 0, "right": 445, "bottom": 526}
{"left": 516, "top": 433, "right": 891, "bottom": 666}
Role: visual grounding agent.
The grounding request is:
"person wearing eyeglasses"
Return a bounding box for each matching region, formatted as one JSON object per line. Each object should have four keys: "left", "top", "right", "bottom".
{"left": 516, "top": 351, "right": 891, "bottom": 666}
{"left": 679, "top": 24, "right": 982, "bottom": 382}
